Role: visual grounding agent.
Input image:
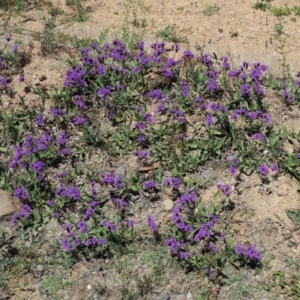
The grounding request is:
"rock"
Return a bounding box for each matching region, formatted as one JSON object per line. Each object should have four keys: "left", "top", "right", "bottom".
{"left": 36, "top": 265, "right": 44, "bottom": 272}
{"left": 0, "top": 190, "right": 22, "bottom": 221}
{"left": 163, "top": 199, "right": 174, "bottom": 211}
{"left": 160, "top": 294, "right": 171, "bottom": 300}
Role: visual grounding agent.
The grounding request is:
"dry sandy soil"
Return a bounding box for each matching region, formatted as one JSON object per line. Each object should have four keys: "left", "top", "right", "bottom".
{"left": 1, "top": 0, "right": 300, "bottom": 299}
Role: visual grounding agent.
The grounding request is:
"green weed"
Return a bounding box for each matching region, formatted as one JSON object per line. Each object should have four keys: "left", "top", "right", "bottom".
{"left": 157, "top": 25, "right": 187, "bottom": 43}
{"left": 203, "top": 4, "right": 220, "bottom": 16}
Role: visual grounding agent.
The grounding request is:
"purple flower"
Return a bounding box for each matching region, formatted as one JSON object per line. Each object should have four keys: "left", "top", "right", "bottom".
{"left": 78, "top": 220, "right": 88, "bottom": 234}
{"left": 235, "top": 243, "right": 243, "bottom": 255}
{"left": 12, "top": 44, "right": 18, "bottom": 53}
{"left": 209, "top": 214, "right": 218, "bottom": 224}
{"left": 134, "top": 150, "right": 149, "bottom": 159}
{"left": 137, "top": 135, "right": 145, "bottom": 144}
{"left": 221, "top": 232, "right": 226, "bottom": 241}
{"left": 128, "top": 219, "right": 135, "bottom": 227}
{"left": 217, "top": 183, "right": 232, "bottom": 197}
{"left": 98, "top": 238, "right": 106, "bottom": 246}
{"left": 37, "top": 113, "right": 45, "bottom": 126}
{"left": 132, "top": 66, "right": 141, "bottom": 74}
{"left": 209, "top": 102, "right": 218, "bottom": 112}
{"left": 220, "top": 56, "right": 230, "bottom": 70}
{"left": 75, "top": 99, "right": 87, "bottom": 109}
{"left": 72, "top": 116, "right": 88, "bottom": 125}
{"left": 209, "top": 243, "right": 218, "bottom": 253}
{"left": 31, "top": 161, "right": 45, "bottom": 173}
{"left": 194, "top": 226, "right": 210, "bottom": 242}
{"left": 133, "top": 121, "right": 146, "bottom": 131}
{"left": 181, "top": 81, "right": 189, "bottom": 97}
{"left": 184, "top": 224, "right": 194, "bottom": 233}
{"left": 59, "top": 148, "right": 71, "bottom": 156}
{"left": 97, "top": 87, "right": 111, "bottom": 102}
{"left": 201, "top": 54, "right": 213, "bottom": 67}
{"left": 67, "top": 186, "right": 81, "bottom": 201}
{"left": 109, "top": 223, "right": 118, "bottom": 232}
{"left": 258, "top": 163, "right": 269, "bottom": 176}
{"left": 205, "top": 114, "right": 215, "bottom": 126}
{"left": 6, "top": 35, "right": 12, "bottom": 42}
{"left": 14, "top": 187, "right": 29, "bottom": 200}
{"left": 143, "top": 181, "right": 157, "bottom": 189}
{"left": 179, "top": 251, "right": 192, "bottom": 259}
{"left": 61, "top": 237, "right": 73, "bottom": 251}
{"left": 50, "top": 108, "right": 66, "bottom": 118}
{"left": 0, "top": 77, "right": 8, "bottom": 88}
{"left": 183, "top": 50, "right": 194, "bottom": 59}
{"left": 251, "top": 133, "right": 265, "bottom": 141}
{"left": 240, "top": 83, "right": 251, "bottom": 98}
{"left": 143, "top": 112, "right": 153, "bottom": 124}
{"left": 18, "top": 75, "right": 24, "bottom": 82}
{"left": 263, "top": 113, "right": 271, "bottom": 124}
{"left": 228, "top": 69, "right": 241, "bottom": 77}
{"left": 147, "top": 215, "right": 158, "bottom": 231}
{"left": 63, "top": 223, "right": 72, "bottom": 231}
{"left": 84, "top": 207, "right": 94, "bottom": 220}
{"left": 57, "top": 132, "right": 68, "bottom": 145}
{"left": 47, "top": 198, "right": 55, "bottom": 207}
{"left": 243, "top": 245, "right": 262, "bottom": 261}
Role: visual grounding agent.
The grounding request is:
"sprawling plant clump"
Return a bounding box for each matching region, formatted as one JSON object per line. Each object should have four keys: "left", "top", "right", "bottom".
{"left": 2, "top": 36, "right": 300, "bottom": 292}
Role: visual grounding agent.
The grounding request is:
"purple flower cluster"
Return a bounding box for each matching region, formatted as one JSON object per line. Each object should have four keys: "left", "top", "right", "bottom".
{"left": 230, "top": 108, "right": 262, "bottom": 121}
{"left": 181, "top": 81, "right": 189, "bottom": 97}
{"left": 147, "top": 215, "right": 158, "bottom": 231}
{"left": 171, "top": 191, "right": 197, "bottom": 232}
{"left": 217, "top": 183, "right": 233, "bottom": 196}
{"left": 133, "top": 150, "right": 149, "bottom": 159}
{"left": 220, "top": 56, "right": 230, "bottom": 70}
{"left": 229, "top": 157, "right": 239, "bottom": 176}
{"left": 163, "top": 177, "right": 181, "bottom": 190}
{"left": 282, "top": 86, "right": 294, "bottom": 103}
{"left": 37, "top": 113, "right": 45, "bottom": 126}
{"left": 78, "top": 220, "right": 88, "bottom": 234}
{"left": 165, "top": 237, "right": 191, "bottom": 260}
{"left": 63, "top": 64, "right": 87, "bottom": 87}
{"left": 85, "top": 237, "right": 106, "bottom": 247}
{"left": 251, "top": 133, "right": 265, "bottom": 141}
{"left": 101, "top": 219, "right": 118, "bottom": 232}
{"left": 170, "top": 109, "right": 185, "bottom": 124}
{"left": 30, "top": 161, "right": 45, "bottom": 181}
{"left": 61, "top": 232, "right": 82, "bottom": 251}
{"left": 111, "top": 197, "right": 128, "bottom": 207}
{"left": 10, "top": 204, "right": 32, "bottom": 225}
{"left": 194, "top": 222, "right": 213, "bottom": 242}
{"left": 258, "top": 163, "right": 269, "bottom": 176}
{"left": 143, "top": 180, "right": 157, "bottom": 189}
{"left": 206, "top": 70, "right": 219, "bottom": 93}
{"left": 55, "top": 184, "right": 81, "bottom": 201}
{"left": 50, "top": 108, "right": 66, "bottom": 118}
{"left": 99, "top": 172, "right": 123, "bottom": 190}
{"left": 235, "top": 243, "right": 262, "bottom": 261}
{"left": 72, "top": 116, "right": 88, "bottom": 125}
{"left": 13, "top": 187, "right": 29, "bottom": 200}
{"left": 85, "top": 200, "right": 100, "bottom": 220}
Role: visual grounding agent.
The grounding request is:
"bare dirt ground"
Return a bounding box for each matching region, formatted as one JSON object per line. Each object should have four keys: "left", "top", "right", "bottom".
{"left": 1, "top": 0, "right": 300, "bottom": 299}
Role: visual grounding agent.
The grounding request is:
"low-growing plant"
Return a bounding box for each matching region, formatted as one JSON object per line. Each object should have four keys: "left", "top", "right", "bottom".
{"left": 203, "top": 4, "right": 220, "bottom": 16}
{"left": 157, "top": 25, "right": 187, "bottom": 43}
{"left": 3, "top": 30, "right": 300, "bottom": 297}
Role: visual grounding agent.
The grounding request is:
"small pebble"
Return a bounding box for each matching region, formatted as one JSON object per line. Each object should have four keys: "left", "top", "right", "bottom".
{"left": 36, "top": 265, "right": 44, "bottom": 272}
